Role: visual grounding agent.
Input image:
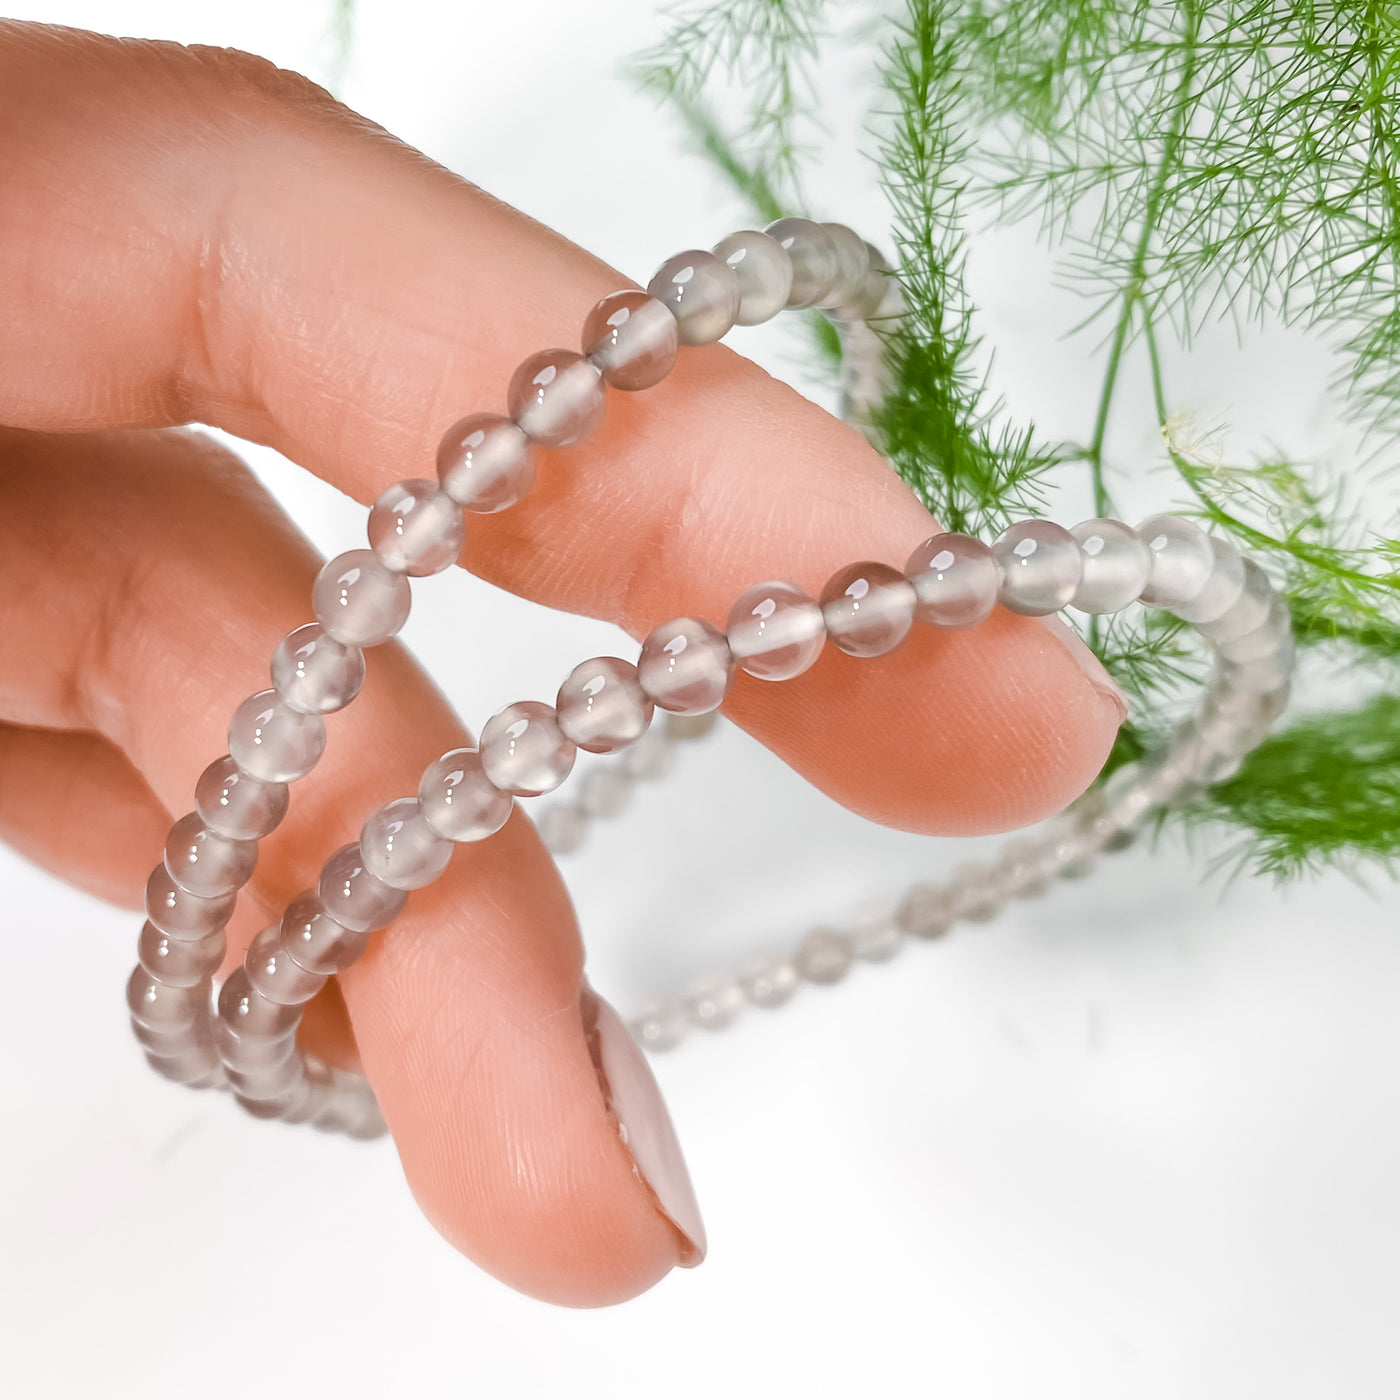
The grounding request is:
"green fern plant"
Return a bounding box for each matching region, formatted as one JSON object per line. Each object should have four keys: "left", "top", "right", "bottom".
{"left": 632, "top": 0, "right": 1400, "bottom": 883}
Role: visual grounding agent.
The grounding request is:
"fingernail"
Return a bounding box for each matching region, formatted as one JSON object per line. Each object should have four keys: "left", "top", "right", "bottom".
{"left": 1036, "top": 613, "right": 1128, "bottom": 725}
{"left": 580, "top": 985, "right": 707, "bottom": 1267}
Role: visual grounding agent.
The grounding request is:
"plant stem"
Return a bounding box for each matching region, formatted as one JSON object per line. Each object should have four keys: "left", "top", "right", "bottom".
{"left": 1084, "top": 0, "right": 1201, "bottom": 519}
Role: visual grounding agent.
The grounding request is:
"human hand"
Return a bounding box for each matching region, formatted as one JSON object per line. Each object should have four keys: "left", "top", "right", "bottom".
{"left": 0, "top": 20, "right": 1124, "bottom": 1306}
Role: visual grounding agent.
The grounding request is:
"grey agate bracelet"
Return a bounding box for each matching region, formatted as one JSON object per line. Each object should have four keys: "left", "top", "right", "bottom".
{"left": 124, "top": 217, "right": 1296, "bottom": 1138}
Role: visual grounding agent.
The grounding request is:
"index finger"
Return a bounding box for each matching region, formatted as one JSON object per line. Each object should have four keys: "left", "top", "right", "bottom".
{"left": 0, "top": 20, "right": 1123, "bottom": 831}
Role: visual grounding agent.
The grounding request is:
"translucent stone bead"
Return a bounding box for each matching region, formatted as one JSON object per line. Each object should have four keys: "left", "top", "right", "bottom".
{"left": 818, "top": 222, "right": 871, "bottom": 308}
{"left": 270, "top": 624, "right": 365, "bottom": 716}
{"left": 214, "top": 1013, "right": 296, "bottom": 1070}
{"left": 163, "top": 812, "right": 257, "bottom": 898}
{"left": 582, "top": 290, "right": 679, "bottom": 390}
{"left": 645, "top": 250, "right": 742, "bottom": 345}
{"left": 217, "top": 968, "right": 303, "bottom": 1038}
{"left": 244, "top": 923, "right": 328, "bottom": 1007}
{"left": 508, "top": 348, "right": 606, "bottom": 449}
{"left": 621, "top": 723, "right": 674, "bottom": 780}
{"left": 579, "top": 766, "right": 631, "bottom": 819}
{"left": 848, "top": 901, "right": 903, "bottom": 962}
{"left": 1137, "top": 515, "right": 1215, "bottom": 608}
{"left": 905, "top": 533, "right": 1000, "bottom": 629}
{"left": 684, "top": 976, "right": 745, "bottom": 1031}
{"left": 138, "top": 920, "right": 226, "bottom": 989}
{"left": 226, "top": 1053, "right": 304, "bottom": 1103}
{"left": 130, "top": 1015, "right": 200, "bottom": 1056}
{"left": 367, "top": 478, "right": 464, "bottom": 576}
{"left": 993, "top": 520, "right": 1083, "bottom": 615}
{"left": 795, "top": 927, "right": 854, "bottom": 985}
{"left": 1069, "top": 518, "right": 1150, "bottom": 614}
{"left": 1196, "top": 559, "right": 1276, "bottom": 642}
{"left": 637, "top": 617, "right": 735, "bottom": 715}
{"left": 820, "top": 562, "right": 917, "bottom": 657}
{"left": 1215, "top": 595, "right": 1292, "bottom": 663}
{"left": 739, "top": 954, "right": 800, "bottom": 1009}
{"left": 726, "top": 580, "right": 826, "bottom": 681}
{"left": 1218, "top": 639, "right": 1296, "bottom": 693}
{"left": 763, "top": 217, "right": 839, "bottom": 309}
{"left": 146, "top": 1040, "right": 222, "bottom": 1085}
{"left": 896, "top": 882, "right": 952, "bottom": 939}
{"left": 127, "top": 966, "right": 204, "bottom": 1033}
{"left": 360, "top": 797, "right": 453, "bottom": 890}
{"left": 479, "top": 701, "right": 577, "bottom": 797}
{"left": 312, "top": 548, "right": 412, "bottom": 648}
{"left": 1000, "top": 838, "right": 1058, "bottom": 899}
{"left": 1173, "top": 536, "right": 1246, "bottom": 624}
{"left": 418, "top": 747, "right": 514, "bottom": 842}
{"left": 538, "top": 802, "right": 587, "bottom": 855}
{"left": 629, "top": 999, "right": 687, "bottom": 1053}
{"left": 711, "top": 230, "right": 793, "bottom": 326}
{"left": 317, "top": 843, "right": 408, "bottom": 933}
{"left": 281, "top": 1057, "right": 333, "bottom": 1126}
{"left": 279, "top": 890, "right": 369, "bottom": 975}
{"left": 555, "top": 656, "right": 654, "bottom": 753}
{"left": 194, "top": 754, "right": 289, "bottom": 840}
{"left": 946, "top": 863, "right": 1004, "bottom": 922}
{"left": 228, "top": 689, "right": 327, "bottom": 783}
{"left": 436, "top": 412, "right": 536, "bottom": 514}
{"left": 144, "top": 864, "right": 234, "bottom": 941}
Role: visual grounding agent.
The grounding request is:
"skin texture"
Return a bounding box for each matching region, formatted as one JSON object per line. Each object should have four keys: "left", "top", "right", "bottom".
{"left": 0, "top": 22, "right": 1124, "bottom": 1306}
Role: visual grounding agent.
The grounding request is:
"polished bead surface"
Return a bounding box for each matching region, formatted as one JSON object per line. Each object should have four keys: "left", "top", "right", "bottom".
{"left": 217, "top": 967, "right": 303, "bottom": 1038}
{"left": 637, "top": 617, "right": 735, "bottom": 714}
{"left": 1174, "top": 535, "right": 1246, "bottom": 624}
{"left": 163, "top": 812, "right": 257, "bottom": 899}
{"left": 1196, "top": 558, "right": 1275, "bottom": 642}
{"left": 646, "top": 249, "right": 742, "bottom": 345}
{"left": 582, "top": 290, "right": 679, "bottom": 390}
{"left": 138, "top": 920, "right": 225, "bottom": 989}
{"left": 556, "top": 656, "right": 653, "bottom": 754}
{"left": 228, "top": 690, "right": 327, "bottom": 783}
{"left": 127, "top": 966, "right": 203, "bottom": 1032}
{"left": 436, "top": 412, "right": 536, "bottom": 514}
{"left": 739, "top": 954, "right": 800, "bottom": 1009}
{"left": 711, "top": 230, "right": 793, "bottom": 326}
{"left": 479, "top": 701, "right": 577, "bottom": 797}
{"left": 764, "top": 217, "right": 839, "bottom": 309}
{"left": 317, "top": 843, "right": 408, "bottom": 933}
{"left": 418, "top": 747, "right": 514, "bottom": 842}
{"left": 993, "top": 520, "right": 1083, "bottom": 615}
{"left": 144, "top": 864, "right": 234, "bottom": 941}
{"left": 1215, "top": 595, "right": 1292, "bottom": 663}
{"left": 896, "top": 882, "right": 952, "bottom": 939}
{"left": 820, "top": 561, "right": 917, "bottom": 657}
{"left": 367, "top": 478, "right": 464, "bottom": 576}
{"left": 244, "top": 923, "right": 328, "bottom": 1006}
{"left": 270, "top": 624, "right": 365, "bottom": 716}
{"left": 630, "top": 999, "right": 688, "bottom": 1053}
{"left": 508, "top": 348, "right": 606, "bottom": 449}
{"left": 905, "top": 533, "right": 1000, "bottom": 629}
{"left": 214, "top": 1013, "right": 297, "bottom": 1070}
{"left": 795, "top": 927, "right": 854, "bottom": 985}
{"left": 1137, "top": 515, "right": 1215, "bottom": 608}
{"left": 685, "top": 976, "right": 745, "bottom": 1030}
{"left": 194, "top": 754, "right": 289, "bottom": 840}
{"left": 848, "top": 902, "right": 903, "bottom": 963}
{"left": 726, "top": 580, "right": 826, "bottom": 681}
{"left": 279, "top": 890, "right": 369, "bottom": 975}
{"left": 146, "top": 1040, "right": 222, "bottom": 1086}
{"left": 312, "top": 549, "right": 411, "bottom": 647}
{"left": 819, "top": 222, "right": 871, "bottom": 308}
{"left": 360, "top": 797, "right": 454, "bottom": 890}
{"left": 225, "top": 1052, "right": 303, "bottom": 1102}
{"left": 1069, "top": 518, "right": 1151, "bottom": 614}
{"left": 946, "top": 863, "right": 1004, "bottom": 922}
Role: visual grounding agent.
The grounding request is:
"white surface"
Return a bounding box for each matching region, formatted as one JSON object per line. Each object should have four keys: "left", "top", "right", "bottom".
{"left": 2, "top": 2, "right": 1398, "bottom": 1397}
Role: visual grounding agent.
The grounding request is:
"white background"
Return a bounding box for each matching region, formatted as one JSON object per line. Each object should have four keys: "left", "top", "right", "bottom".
{"left": 2, "top": 2, "right": 1398, "bottom": 1397}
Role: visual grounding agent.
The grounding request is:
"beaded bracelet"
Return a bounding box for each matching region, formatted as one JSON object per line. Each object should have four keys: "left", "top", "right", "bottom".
{"left": 124, "top": 217, "right": 1295, "bottom": 1138}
